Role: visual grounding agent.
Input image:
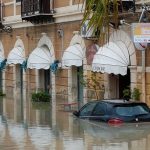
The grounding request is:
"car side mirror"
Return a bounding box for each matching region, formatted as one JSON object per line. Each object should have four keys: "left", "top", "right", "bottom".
{"left": 73, "top": 111, "right": 79, "bottom": 117}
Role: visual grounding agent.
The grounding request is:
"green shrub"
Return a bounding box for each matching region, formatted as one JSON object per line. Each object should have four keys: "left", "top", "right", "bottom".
{"left": 131, "top": 88, "right": 141, "bottom": 101}
{"left": 31, "top": 91, "right": 51, "bottom": 102}
{"left": 123, "top": 87, "right": 141, "bottom": 101}
{"left": 123, "top": 87, "right": 131, "bottom": 100}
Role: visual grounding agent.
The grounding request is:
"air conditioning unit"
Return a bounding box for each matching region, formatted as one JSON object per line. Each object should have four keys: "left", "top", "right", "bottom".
{"left": 81, "top": 20, "right": 99, "bottom": 39}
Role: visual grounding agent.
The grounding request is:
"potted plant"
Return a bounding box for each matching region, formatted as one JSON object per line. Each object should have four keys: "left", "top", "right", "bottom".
{"left": 123, "top": 87, "right": 131, "bottom": 101}
{"left": 131, "top": 88, "right": 141, "bottom": 101}
{"left": 31, "top": 91, "right": 51, "bottom": 102}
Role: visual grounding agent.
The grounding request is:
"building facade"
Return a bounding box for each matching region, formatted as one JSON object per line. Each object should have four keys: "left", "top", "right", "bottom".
{"left": 0, "top": 0, "right": 150, "bottom": 106}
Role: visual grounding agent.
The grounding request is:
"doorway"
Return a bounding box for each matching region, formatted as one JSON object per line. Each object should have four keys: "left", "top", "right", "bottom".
{"left": 16, "top": 64, "right": 23, "bottom": 96}
{"left": 39, "top": 69, "right": 51, "bottom": 93}
{"left": 119, "top": 69, "right": 130, "bottom": 99}
{"left": 72, "top": 66, "right": 83, "bottom": 106}
{"left": 44, "top": 69, "right": 51, "bottom": 93}
{"left": 109, "top": 69, "right": 130, "bottom": 99}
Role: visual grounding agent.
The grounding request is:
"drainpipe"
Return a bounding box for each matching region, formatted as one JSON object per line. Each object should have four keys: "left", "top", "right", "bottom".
{"left": 142, "top": 50, "right": 146, "bottom": 102}
{"left": 139, "top": 4, "right": 146, "bottom": 102}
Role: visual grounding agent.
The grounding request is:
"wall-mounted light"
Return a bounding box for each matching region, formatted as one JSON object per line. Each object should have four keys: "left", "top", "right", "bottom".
{"left": 57, "top": 29, "right": 64, "bottom": 38}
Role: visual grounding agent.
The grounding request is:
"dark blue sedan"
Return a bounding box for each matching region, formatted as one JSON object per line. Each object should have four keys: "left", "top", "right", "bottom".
{"left": 73, "top": 99, "right": 150, "bottom": 124}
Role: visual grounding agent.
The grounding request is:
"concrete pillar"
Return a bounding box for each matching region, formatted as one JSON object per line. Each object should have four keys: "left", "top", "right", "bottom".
{"left": 23, "top": 69, "right": 26, "bottom": 100}
{"left": 83, "top": 64, "right": 88, "bottom": 104}
{"left": 2, "top": 71, "right": 5, "bottom": 93}
{"left": 13, "top": 65, "right": 16, "bottom": 98}
{"left": 35, "top": 70, "right": 39, "bottom": 92}
{"left": 51, "top": 72, "right": 56, "bottom": 100}
{"left": 104, "top": 74, "right": 109, "bottom": 99}
{"left": 68, "top": 68, "right": 72, "bottom": 103}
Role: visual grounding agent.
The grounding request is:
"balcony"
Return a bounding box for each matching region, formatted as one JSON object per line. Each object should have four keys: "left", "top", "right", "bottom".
{"left": 21, "top": 0, "right": 54, "bottom": 24}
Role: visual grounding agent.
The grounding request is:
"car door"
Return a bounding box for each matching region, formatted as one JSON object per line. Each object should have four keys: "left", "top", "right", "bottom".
{"left": 79, "top": 102, "right": 97, "bottom": 119}
{"left": 91, "top": 102, "right": 108, "bottom": 121}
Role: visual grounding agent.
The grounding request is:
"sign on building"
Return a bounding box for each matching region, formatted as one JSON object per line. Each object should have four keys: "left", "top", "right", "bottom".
{"left": 132, "top": 23, "right": 150, "bottom": 43}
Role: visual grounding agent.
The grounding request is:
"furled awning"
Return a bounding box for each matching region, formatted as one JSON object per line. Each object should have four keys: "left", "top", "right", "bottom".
{"left": 7, "top": 47, "right": 25, "bottom": 65}
{"left": 0, "top": 48, "right": 4, "bottom": 62}
{"left": 62, "top": 44, "right": 84, "bottom": 67}
{"left": 92, "top": 30, "right": 135, "bottom": 75}
{"left": 27, "top": 46, "right": 53, "bottom": 69}
{"left": 0, "top": 46, "right": 6, "bottom": 70}
{"left": 92, "top": 42, "right": 130, "bottom": 75}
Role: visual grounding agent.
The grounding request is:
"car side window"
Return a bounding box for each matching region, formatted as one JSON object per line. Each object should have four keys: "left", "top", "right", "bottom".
{"left": 80, "top": 102, "right": 97, "bottom": 116}
{"left": 92, "top": 103, "right": 106, "bottom": 116}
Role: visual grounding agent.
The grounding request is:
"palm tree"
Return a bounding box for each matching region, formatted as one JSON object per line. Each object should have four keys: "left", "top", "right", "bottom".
{"left": 79, "top": 0, "right": 135, "bottom": 40}
{"left": 81, "top": 0, "right": 119, "bottom": 41}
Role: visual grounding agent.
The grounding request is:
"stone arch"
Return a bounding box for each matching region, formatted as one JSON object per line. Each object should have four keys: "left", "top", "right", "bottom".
{"left": 106, "top": 30, "right": 137, "bottom": 99}
{"left": 14, "top": 36, "right": 25, "bottom": 50}
{"left": 37, "top": 33, "right": 55, "bottom": 61}
{"left": 67, "top": 31, "right": 87, "bottom": 104}
{"left": 37, "top": 33, "right": 56, "bottom": 100}
{"left": 69, "top": 31, "right": 86, "bottom": 57}
{"left": 109, "top": 30, "right": 137, "bottom": 67}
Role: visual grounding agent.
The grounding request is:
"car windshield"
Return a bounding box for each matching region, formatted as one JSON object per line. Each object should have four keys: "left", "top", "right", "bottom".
{"left": 115, "top": 105, "right": 149, "bottom": 117}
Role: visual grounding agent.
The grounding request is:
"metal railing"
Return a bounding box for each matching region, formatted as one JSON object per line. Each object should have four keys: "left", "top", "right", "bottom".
{"left": 21, "top": 0, "right": 51, "bottom": 17}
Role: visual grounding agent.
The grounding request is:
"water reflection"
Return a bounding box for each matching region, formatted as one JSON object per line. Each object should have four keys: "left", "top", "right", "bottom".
{"left": 0, "top": 96, "right": 150, "bottom": 150}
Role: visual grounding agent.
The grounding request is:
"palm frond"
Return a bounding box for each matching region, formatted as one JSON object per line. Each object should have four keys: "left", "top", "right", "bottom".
{"left": 81, "top": 0, "right": 119, "bottom": 41}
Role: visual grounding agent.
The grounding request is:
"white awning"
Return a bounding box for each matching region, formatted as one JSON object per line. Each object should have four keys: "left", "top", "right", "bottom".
{"left": 0, "top": 49, "right": 4, "bottom": 63}
{"left": 92, "top": 42, "right": 130, "bottom": 75}
{"left": 62, "top": 44, "right": 84, "bottom": 67}
{"left": 27, "top": 46, "right": 53, "bottom": 69}
{"left": 0, "top": 41, "right": 5, "bottom": 62}
{"left": 7, "top": 47, "right": 25, "bottom": 65}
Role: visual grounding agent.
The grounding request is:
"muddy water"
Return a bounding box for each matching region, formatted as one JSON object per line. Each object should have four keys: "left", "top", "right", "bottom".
{"left": 0, "top": 97, "right": 150, "bottom": 150}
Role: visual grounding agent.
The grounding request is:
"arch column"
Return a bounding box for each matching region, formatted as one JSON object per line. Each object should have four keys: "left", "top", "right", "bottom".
{"left": 68, "top": 68, "right": 72, "bottom": 103}
{"left": 34, "top": 33, "right": 55, "bottom": 98}
{"left": 23, "top": 69, "right": 26, "bottom": 100}
{"left": 51, "top": 72, "right": 56, "bottom": 100}
{"left": 67, "top": 31, "right": 86, "bottom": 104}
{"left": 129, "top": 66, "right": 137, "bottom": 90}
{"left": 2, "top": 71, "right": 5, "bottom": 93}
{"left": 35, "top": 70, "right": 40, "bottom": 92}
{"left": 13, "top": 65, "right": 17, "bottom": 98}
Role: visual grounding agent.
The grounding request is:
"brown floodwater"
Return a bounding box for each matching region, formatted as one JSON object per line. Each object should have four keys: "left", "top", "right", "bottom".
{"left": 0, "top": 96, "right": 150, "bottom": 150}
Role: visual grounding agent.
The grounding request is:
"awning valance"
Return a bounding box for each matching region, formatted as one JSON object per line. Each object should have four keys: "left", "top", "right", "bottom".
{"left": 92, "top": 42, "right": 130, "bottom": 75}
{"left": 62, "top": 44, "right": 84, "bottom": 67}
{"left": 7, "top": 47, "right": 25, "bottom": 65}
{"left": 27, "top": 46, "right": 53, "bottom": 69}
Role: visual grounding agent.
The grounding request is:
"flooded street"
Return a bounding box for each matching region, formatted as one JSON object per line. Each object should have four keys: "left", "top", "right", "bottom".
{"left": 0, "top": 97, "right": 150, "bottom": 150}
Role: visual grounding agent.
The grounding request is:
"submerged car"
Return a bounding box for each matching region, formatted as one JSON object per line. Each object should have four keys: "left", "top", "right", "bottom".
{"left": 73, "top": 99, "right": 150, "bottom": 123}
{"left": 73, "top": 119, "right": 150, "bottom": 142}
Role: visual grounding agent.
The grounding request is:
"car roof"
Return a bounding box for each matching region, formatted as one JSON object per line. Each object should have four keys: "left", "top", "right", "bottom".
{"left": 99, "top": 99, "right": 146, "bottom": 105}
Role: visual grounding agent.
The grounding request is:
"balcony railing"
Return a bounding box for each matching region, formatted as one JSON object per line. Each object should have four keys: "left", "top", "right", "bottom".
{"left": 21, "top": 0, "right": 54, "bottom": 24}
